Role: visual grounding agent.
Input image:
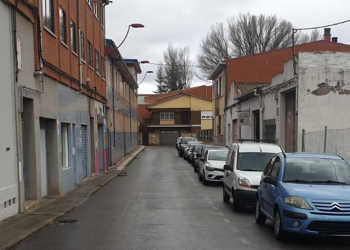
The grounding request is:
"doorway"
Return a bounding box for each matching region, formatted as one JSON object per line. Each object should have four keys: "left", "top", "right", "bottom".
{"left": 253, "top": 110, "right": 260, "bottom": 141}
{"left": 285, "top": 91, "right": 296, "bottom": 152}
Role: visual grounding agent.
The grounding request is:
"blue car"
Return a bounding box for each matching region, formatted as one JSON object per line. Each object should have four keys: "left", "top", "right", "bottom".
{"left": 255, "top": 152, "right": 350, "bottom": 240}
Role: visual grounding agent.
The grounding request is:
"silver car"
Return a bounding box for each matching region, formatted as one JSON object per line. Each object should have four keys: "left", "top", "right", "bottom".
{"left": 198, "top": 149, "right": 228, "bottom": 185}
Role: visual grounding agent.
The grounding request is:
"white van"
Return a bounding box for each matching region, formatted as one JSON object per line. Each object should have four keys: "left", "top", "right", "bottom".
{"left": 222, "top": 141, "right": 283, "bottom": 211}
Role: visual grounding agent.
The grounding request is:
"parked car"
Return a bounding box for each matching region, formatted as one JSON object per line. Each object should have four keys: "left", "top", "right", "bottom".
{"left": 223, "top": 141, "right": 283, "bottom": 211}
{"left": 178, "top": 137, "right": 197, "bottom": 157}
{"left": 184, "top": 141, "right": 202, "bottom": 160}
{"left": 190, "top": 144, "right": 204, "bottom": 168}
{"left": 175, "top": 137, "right": 183, "bottom": 150}
{"left": 198, "top": 149, "right": 228, "bottom": 185}
{"left": 255, "top": 152, "right": 350, "bottom": 240}
{"left": 196, "top": 145, "right": 227, "bottom": 173}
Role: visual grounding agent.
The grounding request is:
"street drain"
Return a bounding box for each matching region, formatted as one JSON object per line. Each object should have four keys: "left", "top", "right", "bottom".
{"left": 57, "top": 219, "right": 77, "bottom": 224}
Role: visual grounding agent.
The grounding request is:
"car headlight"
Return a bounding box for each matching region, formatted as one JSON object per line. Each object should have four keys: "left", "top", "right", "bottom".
{"left": 284, "top": 196, "right": 312, "bottom": 210}
{"left": 206, "top": 165, "right": 214, "bottom": 171}
{"left": 238, "top": 177, "right": 251, "bottom": 188}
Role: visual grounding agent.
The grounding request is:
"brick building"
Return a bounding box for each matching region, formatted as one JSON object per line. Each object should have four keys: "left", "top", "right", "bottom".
{"left": 0, "top": 0, "right": 111, "bottom": 220}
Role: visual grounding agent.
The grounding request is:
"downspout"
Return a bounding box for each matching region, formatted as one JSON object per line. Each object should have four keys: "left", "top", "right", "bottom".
{"left": 129, "top": 86, "right": 131, "bottom": 143}
{"left": 223, "top": 71, "right": 227, "bottom": 146}
{"left": 77, "top": 0, "right": 82, "bottom": 90}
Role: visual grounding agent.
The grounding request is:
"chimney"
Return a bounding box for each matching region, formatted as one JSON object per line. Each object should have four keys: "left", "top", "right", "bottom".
{"left": 332, "top": 37, "right": 338, "bottom": 43}
{"left": 324, "top": 28, "right": 331, "bottom": 42}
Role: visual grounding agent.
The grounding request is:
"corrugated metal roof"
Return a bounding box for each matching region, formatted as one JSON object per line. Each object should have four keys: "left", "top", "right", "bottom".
{"left": 235, "top": 82, "right": 269, "bottom": 95}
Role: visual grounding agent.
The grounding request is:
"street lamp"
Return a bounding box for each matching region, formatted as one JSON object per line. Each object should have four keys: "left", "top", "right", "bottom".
{"left": 138, "top": 71, "right": 153, "bottom": 85}
{"left": 117, "top": 23, "right": 145, "bottom": 48}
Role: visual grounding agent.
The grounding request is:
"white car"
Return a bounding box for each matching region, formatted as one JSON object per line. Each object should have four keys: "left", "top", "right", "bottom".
{"left": 198, "top": 149, "right": 228, "bottom": 185}
{"left": 222, "top": 141, "right": 283, "bottom": 211}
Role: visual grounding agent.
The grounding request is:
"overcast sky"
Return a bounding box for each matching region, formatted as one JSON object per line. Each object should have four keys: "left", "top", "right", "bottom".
{"left": 105, "top": 0, "right": 350, "bottom": 94}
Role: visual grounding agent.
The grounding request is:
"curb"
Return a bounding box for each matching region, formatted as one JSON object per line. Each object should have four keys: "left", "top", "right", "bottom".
{"left": 3, "top": 146, "right": 146, "bottom": 250}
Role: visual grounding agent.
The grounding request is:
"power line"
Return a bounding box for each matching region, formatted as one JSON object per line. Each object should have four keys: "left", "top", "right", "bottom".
{"left": 293, "top": 19, "right": 350, "bottom": 31}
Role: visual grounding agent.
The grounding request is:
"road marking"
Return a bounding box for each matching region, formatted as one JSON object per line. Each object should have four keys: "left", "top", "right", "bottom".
{"left": 239, "top": 237, "right": 250, "bottom": 245}
{"left": 230, "top": 227, "right": 238, "bottom": 233}
{"left": 224, "top": 218, "right": 231, "bottom": 223}
{"left": 185, "top": 171, "right": 198, "bottom": 186}
{"left": 217, "top": 212, "right": 224, "bottom": 216}
{"left": 208, "top": 201, "right": 214, "bottom": 205}
{"left": 213, "top": 207, "right": 219, "bottom": 210}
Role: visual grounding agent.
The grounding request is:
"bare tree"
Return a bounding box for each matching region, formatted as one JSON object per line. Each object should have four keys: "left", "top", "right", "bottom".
{"left": 160, "top": 43, "right": 193, "bottom": 92}
{"left": 197, "top": 23, "right": 231, "bottom": 76}
{"left": 153, "top": 64, "right": 168, "bottom": 94}
{"left": 198, "top": 13, "right": 322, "bottom": 76}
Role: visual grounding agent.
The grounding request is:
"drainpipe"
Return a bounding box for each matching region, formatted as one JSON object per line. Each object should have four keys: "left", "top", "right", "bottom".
{"left": 129, "top": 86, "right": 132, "bottom": 143}
{"left": 77, "top": 0, "right": 82, "bottom": 90}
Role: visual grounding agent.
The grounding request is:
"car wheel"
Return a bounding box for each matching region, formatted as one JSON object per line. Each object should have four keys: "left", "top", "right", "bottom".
{"left": 232, "top": 190, "right": 240, "bottom": 212}
{"left": 202, "top": 171, "right": 208, "bottom": 185}
{"left": 223, "top": 186, "right": 230, "bottom": 203}
{"left": 198, "top": 171, "right": 203, "bottom": 181}
{"left": 193, "top": 166, "right": 197, "bottom": 173}
{"left": 274, "top": 208, "right": 285, "bottom": 241}
{"left": 255, "top": 199, "right": 266, "bottom": 225}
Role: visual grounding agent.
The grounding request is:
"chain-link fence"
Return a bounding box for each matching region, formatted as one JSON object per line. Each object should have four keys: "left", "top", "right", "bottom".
{"left": 303, "top": 127, "right": 350, "bottom": 162}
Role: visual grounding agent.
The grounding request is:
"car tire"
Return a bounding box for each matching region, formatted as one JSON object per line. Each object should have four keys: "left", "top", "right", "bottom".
{"left": 223, "top": 186, "right": 230, "bottom": 203}
{"left": 274, "top": 207, "right": 285, "bottom": 241}
{"left": 255, "top": 199, "right": 266, "bottom": 225}
{"left": 198, "top": 171, "right": 203, "bottom": 181}
{"left": 193, "top": 166, "right": 197, "bottom": 173}
{"left": 232, "top": 190, "right": 240, "bottom": 212}
{"left": 202, "top": 171, "right": 208, "bottom": 185}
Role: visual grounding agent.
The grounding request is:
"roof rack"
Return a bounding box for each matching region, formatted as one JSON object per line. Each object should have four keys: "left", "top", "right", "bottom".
{"left": 237, "top": 139, "right": 276, "bottom": 144}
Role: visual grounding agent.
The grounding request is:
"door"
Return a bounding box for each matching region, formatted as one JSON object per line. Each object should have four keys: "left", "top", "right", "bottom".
{"left": 253, "top": 110, "right": 260, "bottom": 141}
{"left": 285, "top": 91, "right": 296, "bottom": 152}
{"left": 260, "top": 156, "right": 279, "bottom": 216}
{"left": 142, "top": 132, "right": 148, "bottom": 145}
{"left": 22, "top": 118, "right": 29, "bottom": 200}
{"left": 224, "top": 147, "right": 236, "bottom": 194}
{"left": 72, "top": 124, "right": 77, "bottom": 185}
{"left": 232, "top": 119, "right": 237, "bottom": 143}
{"left": 98, "top": 124, "right": 104, "bottom": 172}
{"left": 160, "top": 131, "right": 180, "bottom": 146}
{"left": 40, "top": 121, "right": 48, "bottom": 198}
{"left": 81, "top": 125, "right": 88, "bottom": 179}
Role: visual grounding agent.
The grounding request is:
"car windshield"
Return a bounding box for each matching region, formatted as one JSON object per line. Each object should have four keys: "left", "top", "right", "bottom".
{"left": 182, "top": 138, "right": 195, "bottom": 144}
{"left": 194, "top": 145, "right": 203, "bottom": 152}
{"left": 208, "top": 151, "right": 228, "bottom": 161}
{"left": 237, "top": 153, "right": 274, "bottom": 171}
{"left": 283, "top": 158, "right": 350, "bottom": 185}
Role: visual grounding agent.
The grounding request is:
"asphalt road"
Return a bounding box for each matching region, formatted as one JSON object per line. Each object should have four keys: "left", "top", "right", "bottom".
{"left": 15, "top": 146, "right": 350, "bottom": 250}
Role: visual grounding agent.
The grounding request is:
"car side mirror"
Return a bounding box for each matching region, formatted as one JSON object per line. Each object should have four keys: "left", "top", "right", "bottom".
{"left": 263, "top": 176, "right": 276, "bottom": 186}
{"left": 224, "top": 164, "right": 232, "bottom": 171}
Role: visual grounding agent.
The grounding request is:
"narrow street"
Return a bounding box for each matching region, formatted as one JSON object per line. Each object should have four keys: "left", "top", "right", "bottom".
{"left": 15, "top": 146, "right": 350, "bottom": 250}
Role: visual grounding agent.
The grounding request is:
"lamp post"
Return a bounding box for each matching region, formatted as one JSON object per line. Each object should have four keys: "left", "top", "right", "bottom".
{"left": 117, "top": 23, "right": 144, "bottom": 49}
{"left": 138, "top": 71, "right": 153, "bottom": 85}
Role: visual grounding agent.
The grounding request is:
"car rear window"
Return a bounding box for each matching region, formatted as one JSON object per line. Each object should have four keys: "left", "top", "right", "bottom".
{"left": 237, "top": 153, "right": 274, "bottom": 171}
{"left": 208, "top": 151, "right": 228, "bottom": 161}
{"left": 182, "top": 138, "right": 196, "bottom": 144}
{"left": 283, "top": 158, "right": 350, "bottom": 184}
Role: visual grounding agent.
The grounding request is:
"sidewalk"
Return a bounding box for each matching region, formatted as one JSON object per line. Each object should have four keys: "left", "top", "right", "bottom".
{"left": 0, "top": 146, "right": 145, "bottom": 250}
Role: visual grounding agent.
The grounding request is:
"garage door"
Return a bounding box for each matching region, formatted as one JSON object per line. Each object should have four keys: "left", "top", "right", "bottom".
{"left": 81, "top": 125, "right": 88, "bottom": 179}
{"left": 160, "top": 131, "right": 179, "bottom": 146}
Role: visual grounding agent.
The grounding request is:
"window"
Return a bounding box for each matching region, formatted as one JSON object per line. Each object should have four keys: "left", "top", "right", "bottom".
{"left": 43, "top": 0, "right": 54, "bottom": 32}
{"left": 100, "top": 3, "right": 104, "bottom": 26}
{"left": 265, "top": 157, "right": 276, "bottom": 176}
{"left": 160, "top": 112, "right": 174, "bottom": 120}
{"left": 101, "top": 56, "right": 105, "bottom": 78}
{"left": 95, "top": 50, "right": 99, "bottom": 74}
{"left": 60, "top": 123, "right": 69, "bottom": 168}
{"left": 59, "top": 7, "right": 67, "bottom": 44}
{"left": 201, "top": 111, "right": 213, "bottom": 119}
{"left": 93, "top": 0, "right": 98, "bottom": 18}
{"left": 88, "top": 41, "right": 93, "bottom": 67}
{"left": 70, "top": 20, "right": 76, "bottom": 52}
{"left": 80, "top": 32, "right": 85, "bottom": 61}
{"left": 271, "top": 158, "right": 281, "bottom": 179}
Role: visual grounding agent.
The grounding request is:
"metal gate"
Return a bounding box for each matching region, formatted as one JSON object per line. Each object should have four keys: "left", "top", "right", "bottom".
{"left": 142, "top": 132, "right": 148, "bottom": 145}
{"left": 81, "top": 125, "right": 88, "bottom": 179}
{"left": 160, "top": 131, "right": 179, "bottom": 146}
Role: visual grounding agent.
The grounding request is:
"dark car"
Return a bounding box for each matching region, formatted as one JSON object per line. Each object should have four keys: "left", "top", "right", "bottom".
{"left": 175, "top": 137, "right": 183, "bottom": 150}
{"left": 178, "top": 137, "right": 197, "bottom": 157}
{"left": 195, "top": 145, "right": 227, "bottom": 173}
{"left": 190, "top": 144, "right": 204, "bottom": 169}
